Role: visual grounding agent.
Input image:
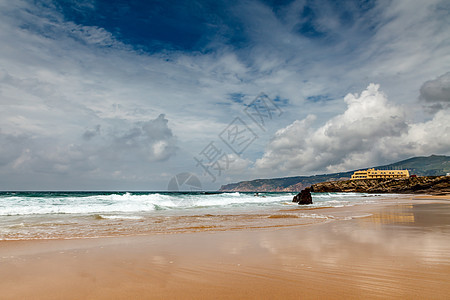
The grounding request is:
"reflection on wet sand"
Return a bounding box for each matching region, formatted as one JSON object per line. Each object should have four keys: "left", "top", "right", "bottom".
{"left": 362, "top": 204, "right": 415, "bottom": 224}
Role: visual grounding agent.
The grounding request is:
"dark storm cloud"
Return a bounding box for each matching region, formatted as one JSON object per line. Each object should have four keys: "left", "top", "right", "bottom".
{"left": 0, "top": 113, "right": 177, "bottom": 189}
{"left": 0, "top": 131, "right": 29, "bottom": 167}
{"left": 82, "top": 125, "right": 101, "bottom": 140}
{"left": 110, "top": 114, "right": 177, "bottom": 162}
{"left": 420, "top": 72, "right": 450, "bottom": 111}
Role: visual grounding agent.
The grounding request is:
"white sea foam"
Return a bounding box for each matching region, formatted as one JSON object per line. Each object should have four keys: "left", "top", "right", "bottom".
{"left": 0, "top": 192, "right": 393, "bottom": 240}
{"left": 298, "top": 213, "right": 329, "bottom": 219}
{"left": 0, "top": 192, "right": 382, "bottom": 216}
{"left": 98, "top": 215, "right": 144, "bottom": 220}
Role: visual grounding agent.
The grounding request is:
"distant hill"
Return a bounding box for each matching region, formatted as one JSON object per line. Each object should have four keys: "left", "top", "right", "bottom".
{"left": 219, "top": 155, "right": 450, "bottom": 192}
{"left": 373, "top": 155, "right": 450, "bottom": 176}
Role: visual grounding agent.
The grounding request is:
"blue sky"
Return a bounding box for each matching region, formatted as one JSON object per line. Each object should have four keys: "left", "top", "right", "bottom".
{"left": 0, "top": 0, "right": 449, "bottom": 190}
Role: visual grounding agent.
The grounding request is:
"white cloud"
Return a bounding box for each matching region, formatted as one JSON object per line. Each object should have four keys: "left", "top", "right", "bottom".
{"left": 0, "top": 0, "right": 449, "bottom": 189}
{"left": 255, "top": 84, "right": 450, "bottom": 175}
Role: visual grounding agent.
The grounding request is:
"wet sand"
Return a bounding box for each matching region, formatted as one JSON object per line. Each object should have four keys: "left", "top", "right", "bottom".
{"left": 1, "top": 195, "right": 449, "bottom": 299}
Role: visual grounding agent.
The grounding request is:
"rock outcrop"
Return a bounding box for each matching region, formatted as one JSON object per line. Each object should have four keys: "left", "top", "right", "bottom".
{"left": 311, "top": 176, "right": 450, "bottom": 195}
{"left": 293, "top": 188, "right": 313, "bottom": 204}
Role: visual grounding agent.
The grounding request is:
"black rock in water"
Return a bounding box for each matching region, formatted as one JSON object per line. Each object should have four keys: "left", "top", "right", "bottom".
{"left": 292, "top": 187, "right": 313, "bottom": 205}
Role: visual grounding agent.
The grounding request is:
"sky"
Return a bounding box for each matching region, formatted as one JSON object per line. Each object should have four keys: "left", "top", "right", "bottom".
{"left": 0, "top": 0, "right": 449, "bottom": 190}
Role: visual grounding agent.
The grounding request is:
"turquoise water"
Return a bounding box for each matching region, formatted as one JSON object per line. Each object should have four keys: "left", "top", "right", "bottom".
{"left": 0, "top": 191, "right": 382, "bottom": 240}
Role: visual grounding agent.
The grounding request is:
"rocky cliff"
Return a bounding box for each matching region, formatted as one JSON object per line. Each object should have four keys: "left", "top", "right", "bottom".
{"left": 219, "top": 155, "right": 450, "bottom": 192}
{"left": 310, "top": 176, "right": 450, "bottom": 195}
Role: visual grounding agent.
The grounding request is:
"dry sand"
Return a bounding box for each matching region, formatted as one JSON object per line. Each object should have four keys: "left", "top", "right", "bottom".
{"left": 1, "top": 195, "right": 449, "bottom": 299}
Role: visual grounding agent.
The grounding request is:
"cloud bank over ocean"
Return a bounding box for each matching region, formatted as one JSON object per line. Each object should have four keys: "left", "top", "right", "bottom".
{"left": 0, "top": 0, "right": 449, "bottom": 189}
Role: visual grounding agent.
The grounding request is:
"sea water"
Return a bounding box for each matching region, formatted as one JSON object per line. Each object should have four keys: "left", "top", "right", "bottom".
{"left": 0, "top": 191, "right": 385, "bottom": 240}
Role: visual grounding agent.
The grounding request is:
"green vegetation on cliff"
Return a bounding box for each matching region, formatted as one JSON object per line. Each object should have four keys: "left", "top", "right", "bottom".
{"left": 373, "top": 155, "right": 450, "bottom": 176}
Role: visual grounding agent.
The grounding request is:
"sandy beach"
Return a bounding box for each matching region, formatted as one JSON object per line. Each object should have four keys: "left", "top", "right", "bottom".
{"left": 1, "top": 195, "right": 449, "bottom": 299}
{"left": 1, "top": 1, "right": 449, "bottom": 299}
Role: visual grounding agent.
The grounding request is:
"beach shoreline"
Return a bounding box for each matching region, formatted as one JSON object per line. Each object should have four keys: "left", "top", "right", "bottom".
{"left": 1, "top": 194, "right": 449, "bottom": 299}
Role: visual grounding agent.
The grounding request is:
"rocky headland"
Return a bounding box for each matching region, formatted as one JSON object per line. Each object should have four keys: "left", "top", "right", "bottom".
{"left": 219, "top": 155, "right": 450, "bottom": 192}
{"left": 310, "top": 176, "right": 450, "bottom": 195}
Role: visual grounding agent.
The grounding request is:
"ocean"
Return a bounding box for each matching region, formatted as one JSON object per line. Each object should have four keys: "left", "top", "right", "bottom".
{"left": 0, "top": 191, "right": 386, "bottom": 240}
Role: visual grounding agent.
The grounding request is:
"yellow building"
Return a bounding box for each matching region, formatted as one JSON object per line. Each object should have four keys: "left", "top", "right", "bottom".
{"left": 351, "top": 168, "right": 409, "bottom": 180}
